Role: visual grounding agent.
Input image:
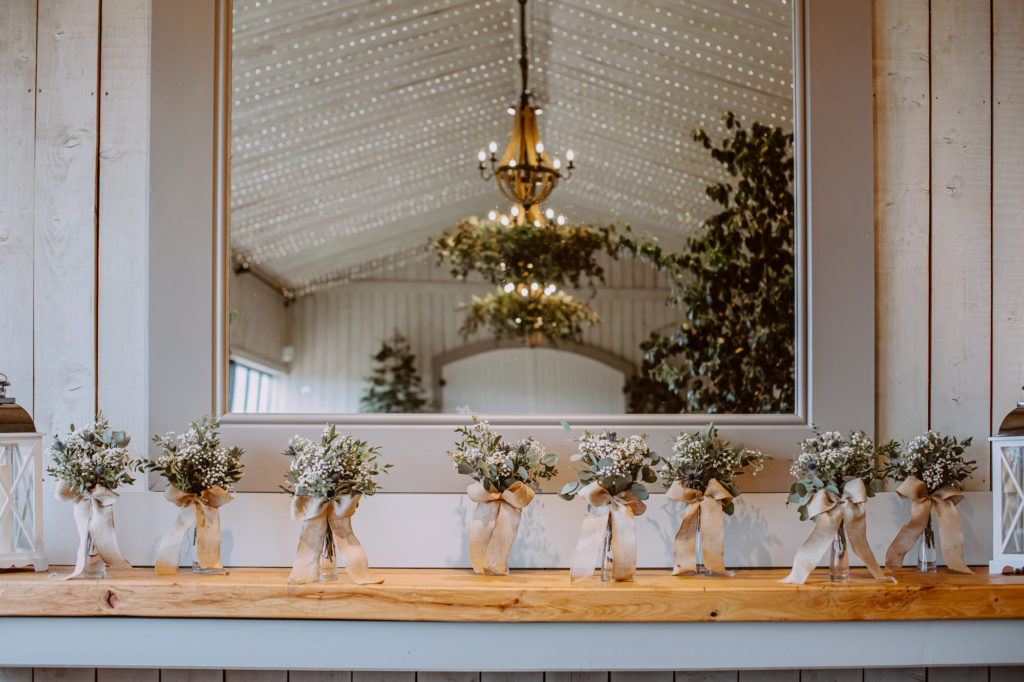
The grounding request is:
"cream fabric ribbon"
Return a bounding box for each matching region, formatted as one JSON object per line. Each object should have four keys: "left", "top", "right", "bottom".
{"left": 288, "top": 493, "right": 383, "bottom": 585}
{"left": 467, "top": 481, "right": 535, "bottom": 575}
{"left": 666, "top": 478, "right": 734, "bottom": 576}
{"left": 780, "top": 478, "right": 891, "bottom": 584}
{"left": 884, "top": 476, "right": 971, "bottom": 574}
{"left": 569, "top": 481, "right": 647, "bottom": 582}
{"left": 55, "top": 482, "right": 131, "bottom": 579}
{"left": 154, "top": 486, "right": 233, "bottom": 575}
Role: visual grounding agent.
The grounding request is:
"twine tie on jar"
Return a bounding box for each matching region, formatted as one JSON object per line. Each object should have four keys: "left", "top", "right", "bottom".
{"left": 885, "top": 476, "right": 971, "bottom": 574}
{"left": 666, "top": 478, "right": 733, "bottom": 576}
{"left": 569, "top": 481, "right": 647, "bottom": 582}
{"left": 466, "top": 481, "right": 535, "bottom": 575}
{"left": 288, "top": 493, "right": 382, "bottom": 585}
{"left": 155, "top": 486, "right": 232, "bottom": 574}
{"left": 55, "top": 482, "right": 131, "bottom": 579}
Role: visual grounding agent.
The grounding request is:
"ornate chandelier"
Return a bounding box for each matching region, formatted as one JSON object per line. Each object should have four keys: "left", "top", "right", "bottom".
{"left": 477, "top": 0, "right": 574, "bottom": 226}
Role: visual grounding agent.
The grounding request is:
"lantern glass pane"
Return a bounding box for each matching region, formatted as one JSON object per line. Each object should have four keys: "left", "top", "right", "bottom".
{"left": 1000, "top": 446, "right": 1024, "bottom": 554}
{"left": 0, "top": 443, "right": 36, "bottom": 554}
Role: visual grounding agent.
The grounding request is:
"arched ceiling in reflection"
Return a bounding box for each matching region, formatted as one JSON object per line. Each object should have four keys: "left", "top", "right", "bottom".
{"left": 230, "top": 0, "right": 794, "bottom": 295}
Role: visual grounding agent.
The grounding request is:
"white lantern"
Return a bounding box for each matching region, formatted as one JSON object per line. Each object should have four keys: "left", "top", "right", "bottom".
{"left": 0, "top": 374, "right": 47, "bottom": 571}
{"left": 990, "top": 396, "right": 1024, "bottom": 574}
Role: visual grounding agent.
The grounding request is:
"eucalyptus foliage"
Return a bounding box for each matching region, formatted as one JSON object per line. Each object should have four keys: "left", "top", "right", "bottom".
{"left": 459, "top": 288, "right": 599, "bottom": 346}
{"left": 432, "top": 217, "right": 618, "bottom": 288}
{"left": 882, "top": 431, "right": 975, "bottom": 493}
{"left": 448, "top": 417, "right": 558, "bottom": 493}
{"left": 431, "top": 217, "right": 619, "bottom": 345}
{"left": 559, "top": 430, "right": 660, "bottom": 501}
{"left": 787, "top": 427, "right": 892, "bottom": 521}
{"left": 359, "top": 332, "right": 428, "bottom": 413}
{"left": 620, "top": 112, "right": 795, "bottom": 414}
{"left": 147, "top": 414, "right": 245, "bottom": 494}
{"left": 281, "top": 423, "right": 391, "bottom": 499}
{"left": 46, "top": 412, "right": 139, "bottom": 493}
{"left": 660, "top": 423, "right": 769, "bottom": 513}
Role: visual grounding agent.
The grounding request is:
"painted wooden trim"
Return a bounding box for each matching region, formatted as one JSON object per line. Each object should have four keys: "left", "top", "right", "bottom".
{"left": 0, "top": 618, "right": 1021, "bottom": 670}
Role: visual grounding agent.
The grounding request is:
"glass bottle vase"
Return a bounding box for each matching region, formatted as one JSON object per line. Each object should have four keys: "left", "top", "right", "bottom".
{"left": 318, "top": 525, "right": 338, "bottom": 582}
{"left": 918, "top": 519, "right": 937, "bottom": 572}
{"left": 83, "top": 532, "right": 106, "bottom": 579}
{"left": 191, "top": 527, "right": 227, "bottom": 574}
{"left": 600, "top": 515, "right": 614, "bottom": 582}
{"left": 830, "top": 521, "right": 850, "bottom": 582}
{"left": 693, "top": 517, "right": 712, "bottom": 576}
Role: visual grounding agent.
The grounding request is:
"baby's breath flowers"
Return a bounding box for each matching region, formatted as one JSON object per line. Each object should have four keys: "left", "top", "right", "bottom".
{"left": 661, "top": 423, "right": 770, "bottom": 514}
{"left": 146, "top": 415, "right": 244, "bottom": 494}
{"left": 883, "top": 431, "right": 975, "bottom": 493}
{"left": 282, "top": 424, "right": 391, "bottom": 499}
{"left": 448, "top": 417, "right": 558, "bottom": 492}
{"left": 46, "top": 412, "right": 139, "bottom": 493}
{"left": 559, "top": 430, "right": 660, "bottom": 500}
{"left": 788, "top": 427, "right": 892, "bottom": 521}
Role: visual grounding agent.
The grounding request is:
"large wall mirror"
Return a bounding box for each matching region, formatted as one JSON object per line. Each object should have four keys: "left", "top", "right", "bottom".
{"left": 227, "top": 0, "right": 798, "bottom": 419}
{"left": 149, "top": 0, "right": 873, "bottom": 492}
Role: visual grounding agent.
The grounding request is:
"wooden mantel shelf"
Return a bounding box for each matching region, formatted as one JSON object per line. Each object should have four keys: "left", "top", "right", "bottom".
{"left": 2, "top": 567, "right": 1023, "bottom": 622}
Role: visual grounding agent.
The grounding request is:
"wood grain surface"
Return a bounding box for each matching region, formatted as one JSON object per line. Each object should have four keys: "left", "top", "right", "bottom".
{"left": 1, "top": 567, "right": 1022, "bottom": 623}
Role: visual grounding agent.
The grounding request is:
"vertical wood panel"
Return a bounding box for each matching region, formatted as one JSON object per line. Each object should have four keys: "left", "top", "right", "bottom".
{"left": 799, "top": 671, "right": 862, "bottom": 682}
{"left": 288, "top": 673, "right": 352, "bottom": 682}
{"left": 737, "top": 673, "right": 798, "bottom": 682}
{"left": 97, "top": 0, "right": 149, "bottom": 469}
{"left": 991, "top": 667, "right": 1024, "bottom": 682}
{"left": 927, "top": 668, "right": 987, "bottom": 682}
{"left": 929, "top": 0, "right": 992, "bottom": 488}
{"left": 34, "top": 671, "right": 95, "bottom": 682}
{"left": 33, "top": 0, "right": 101, "bottom": 436}
{"left": 417, "top": 674, "right": 479, "bottom": 682}
{"left": 0, "top": 0, "right": 38, "bottom": 419}
{"left": 991, "top": 0, "right": 1024, "bottom": 429}
{"left": 351, "top": 674, "right": 414, "bottom": 682}
{"left": 225, "top": 672, "right": 285, "bottom": 682}
{"left": 481, "top": 674, "right": 543, "bottom": 682}
{"left": 863, "top": 672, "right": 924, "bottom": 682}
{"left": 872, "top": 0, "right": 931, "bottom": 446}
{"left": 97, "top": 670, "right": 159, "bottom": 682}
{"left": 0, "top": 670, "right": 32, "bottom": 682}
{"left": 609, "top": 674, "right": 671, "bottom": 682}
{"left": 674, "top": 674, "right": 737, "bottom": 682}
{"left": 543, "top": 674, "right": 607, "bottom": 682}
{"left": 159, "top": 671, "right": 223, "bottom": 682}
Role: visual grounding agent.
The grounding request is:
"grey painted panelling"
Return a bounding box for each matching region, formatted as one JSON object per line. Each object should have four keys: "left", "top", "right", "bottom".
{"left": 0, "top": 670, "right": 32, "bottom": 682}
{"left": 991, "top": 667, "right": 1024, "bottom": 682}
{"left": 927, "top": 668, "right": 988, "bottom": 682}
{"left": 288, "top": 673, "right": 353, "bottom": 682}
{"left": 610, "top": 673, "right": 672, "bottom": 682}
{"left": 417, "top": 674, "right": 480, "bottom": 682}
{"left": 863, "top": 669, "right": 924, "bottom": 682}
{"left": 737, "top": 672, "right": 799, "bottom": 682}
{"left": 674, "top": 673, "right": 738, "bottom": 682}
{"left": 480, "top": 674, "right": 543, "bottom": 682}
{"left": 226, "top": 673, "right": 286, "bottom": 682}
{"left": 34, "top": 671, "right": 95, "bottom": 682}
{"left": 352, "top": 674, "right": 414, "bottom": 682}
{"left": 160, "top": 672, "right": 224, "bottom": 682}
{"left": 97, "top": 671, "right": 159, "bottom": 682}
{"left": 543, "top": 675, "right": 608, "bottom": 682}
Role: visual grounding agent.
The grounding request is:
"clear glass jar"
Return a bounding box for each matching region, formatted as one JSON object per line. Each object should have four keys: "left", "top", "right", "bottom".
{"left": 918, "top": 519, "right": 937, "bottom": 572}
{"left": 83, "top": 532, "right": 106, "bottom": 579}
{"left": 191, "top": 527, "right": 227, "bottom": 575}
{"left": 693, "top": 516, "right": 712, "bottom": 576}
{"left": 600, "top": 515, "right": 614, "bottom": 582}
{"left": 830, "top": 520, "right": 850, "bottom": 582}
{"left": 318, "top": 524, "right": 338, "bottom": 582}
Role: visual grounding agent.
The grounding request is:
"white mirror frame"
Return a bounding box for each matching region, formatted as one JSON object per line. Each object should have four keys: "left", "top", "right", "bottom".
{"left": 150, "top": 0, "right": 873, "bottom": 493}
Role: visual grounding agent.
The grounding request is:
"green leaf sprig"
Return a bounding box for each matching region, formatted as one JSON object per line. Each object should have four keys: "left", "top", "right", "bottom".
{"left": 448, "top": 417, "right": 558, "bottom": 493}
{"left": 46, "top": 412, "right": 139, "bottom": 493}
{"left": 559, "top": 430, "right": 660, "bottom": 501}
{"left": 146, "top": 414, "right": 245, "bottom": 495}
{"left": 281, "top": 424, "right": 391, "bottom": 499}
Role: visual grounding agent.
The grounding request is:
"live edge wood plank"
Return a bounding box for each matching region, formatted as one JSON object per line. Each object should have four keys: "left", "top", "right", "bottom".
{"left": 1, "top": 568, "right": 1022, "bottom": 623}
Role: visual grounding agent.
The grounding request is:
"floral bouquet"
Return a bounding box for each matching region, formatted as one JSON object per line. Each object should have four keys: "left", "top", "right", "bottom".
{"left": 661, "top": 423, "right": 769, "bottom": 575}
{"left": 561, "top": 430, "right": 659, "bottom": 582}
{"left": 782, "top": 428, "right": 891, "bottom": 584}
{"left": 882, "top": 431, "right": 975, "bottom": 573}
{"left": 47, "top": 412, "right": 138, "bottom": 579}
{"left": 281, "top": 424, "right": 390, "bottom": 584}
{"left": 147, "top": 415, "right": 244, "bottom": 575}
{"left": 449, "top": 418, "right": 558, "bottom": 574}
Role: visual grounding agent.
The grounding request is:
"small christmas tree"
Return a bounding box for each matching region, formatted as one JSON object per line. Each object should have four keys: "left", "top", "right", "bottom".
{"left": 359, "top": 332, "right": 428, "bottom": 413}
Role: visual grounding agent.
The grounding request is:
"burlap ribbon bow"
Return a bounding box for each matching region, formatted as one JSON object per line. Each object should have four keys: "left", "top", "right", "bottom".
{"left": 155, "top": 486, "right": 233, "bottom": 574}
{"left": 884, "top": 476, "right": 971, "bottom": 573}
{"left": 55, "top": 482, "right": 131, "bottom": 579}
{"left": 288, "top": 493, "right": 383, "bottom": 584}
{"left": 569, "top": 481, "right": 647, "bottom": 582}
{"left": 666, "top": 478, "right": 734, "bottom": 576}
{"left": 781, "top": 478, "right": 891, "bottom": 584}
{"left": 467, "top": 481, "right": 535, "bottom": 575}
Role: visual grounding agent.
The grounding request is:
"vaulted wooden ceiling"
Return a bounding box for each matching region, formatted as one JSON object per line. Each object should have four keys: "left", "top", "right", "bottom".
{"left": 230, "top": 0, "right": 794, "bottom": 295}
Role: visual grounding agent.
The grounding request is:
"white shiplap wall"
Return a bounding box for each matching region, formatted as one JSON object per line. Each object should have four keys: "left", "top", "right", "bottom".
{"left": 271, "top": 253, "right": 679, "bottom": 412}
